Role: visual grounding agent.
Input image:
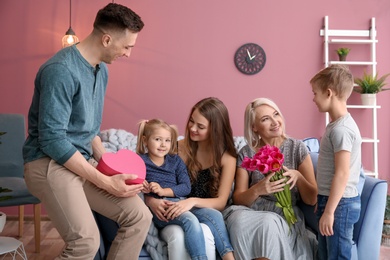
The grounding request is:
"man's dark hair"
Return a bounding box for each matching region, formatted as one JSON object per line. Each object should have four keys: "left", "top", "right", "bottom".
{"left": 94, "top": 3, "right": 144, "bottom": 33}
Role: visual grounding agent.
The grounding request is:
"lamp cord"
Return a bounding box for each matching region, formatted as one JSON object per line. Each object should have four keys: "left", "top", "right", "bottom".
{"left": 69, "top": 0, "right": 72, "bottom": 28}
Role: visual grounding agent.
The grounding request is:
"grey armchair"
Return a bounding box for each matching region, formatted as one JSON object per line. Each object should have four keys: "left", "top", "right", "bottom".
{"left": 0, "top": 113, "right": 41, "bottom": 252}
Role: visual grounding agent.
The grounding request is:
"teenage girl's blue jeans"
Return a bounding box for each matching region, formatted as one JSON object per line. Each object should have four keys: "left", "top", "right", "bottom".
{"left": 316, "top": 195, "right": 361, "bottom": 260}
{"left": 191, "top": 207, "right": 234, "bottom": 258}
{"left": 152, "top": 198, "right": 207, "bottom": 260}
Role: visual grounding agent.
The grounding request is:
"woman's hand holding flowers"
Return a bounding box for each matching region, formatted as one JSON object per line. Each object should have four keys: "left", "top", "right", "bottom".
{"left": 282, "top": 166, "right": 299, "bottom": 189}
{"left": 260, "top": 172, "right": 286, "bottom": 195}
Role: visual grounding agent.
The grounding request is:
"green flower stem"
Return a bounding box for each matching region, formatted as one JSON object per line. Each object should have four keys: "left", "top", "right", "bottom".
{"left": 269, "top": 170, "right": 297, "bottom": 228}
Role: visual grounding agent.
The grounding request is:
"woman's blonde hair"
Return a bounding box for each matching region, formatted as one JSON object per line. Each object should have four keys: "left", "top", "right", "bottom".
{"left": 136, "top": 119, "right": 178, "bottom": 155}
{"left": 244, "top": 98, "right": 287, "bottom": 151}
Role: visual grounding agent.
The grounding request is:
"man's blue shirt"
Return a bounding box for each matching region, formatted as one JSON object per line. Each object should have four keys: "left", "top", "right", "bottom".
{"left": 23, "top": 45, "right": 108, "bottom": 164}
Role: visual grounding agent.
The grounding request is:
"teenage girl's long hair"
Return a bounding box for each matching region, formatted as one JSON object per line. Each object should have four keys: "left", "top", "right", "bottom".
{"left": 183, "top": 97, "right": 237, "bottom": 198}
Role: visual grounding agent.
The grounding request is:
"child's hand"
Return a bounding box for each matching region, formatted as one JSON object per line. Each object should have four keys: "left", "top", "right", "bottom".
{"left": 142, "top": 180, "right": 151, "bottom": 193}
{"left": 144, "top": 196, "right": 171, "bottom": 222}
{"left": 149, "top": 182, "right": 164, "bottom": 196}
{"left": 319, "top": 212, "right": 334, "bottom": 236}
{"left": 165, "top": 198, "right": 195, "bottom": 220}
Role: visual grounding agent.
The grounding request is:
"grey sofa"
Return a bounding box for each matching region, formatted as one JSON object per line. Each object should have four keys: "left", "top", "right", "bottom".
{"left": 94, "top": 130, "right": 388, "bottom": 260}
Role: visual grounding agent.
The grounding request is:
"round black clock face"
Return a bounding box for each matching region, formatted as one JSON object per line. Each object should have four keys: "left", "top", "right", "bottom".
{"left": 234, "top": 43, "right": 266, "bottom": 75}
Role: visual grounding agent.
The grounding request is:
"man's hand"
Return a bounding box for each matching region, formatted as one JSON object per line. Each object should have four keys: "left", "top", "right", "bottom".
{"left": 104, "top": 174, "right": 143, "bottom": 197}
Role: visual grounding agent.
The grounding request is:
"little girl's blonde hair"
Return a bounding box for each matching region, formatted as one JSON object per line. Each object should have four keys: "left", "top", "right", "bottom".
{"left": 136, "top": 119, "right": 179, "bottom": 155}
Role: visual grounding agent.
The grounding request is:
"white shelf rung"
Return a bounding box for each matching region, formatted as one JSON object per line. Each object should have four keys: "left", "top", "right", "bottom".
{"left": 363, "top": 170, "right": 378, "bottom": 178}
{"left": 347, "top": 105, "right": 381, "bottom": 109}
{"left": 361, "top": 138, "right": 379, "bottom": 143}
{"left": 329, "top": 61, "right": 376, "bottom": 65}
{"left": 328, "top": 39, "right": 378, "bottom": 44}
{"left": 320, "top": 29, "right": 370, "bottom": 37}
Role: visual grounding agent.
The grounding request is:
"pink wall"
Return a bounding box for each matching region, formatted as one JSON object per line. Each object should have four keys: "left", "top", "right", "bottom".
{"left": 1, "top": 0, "right": 390, "bottom": 215}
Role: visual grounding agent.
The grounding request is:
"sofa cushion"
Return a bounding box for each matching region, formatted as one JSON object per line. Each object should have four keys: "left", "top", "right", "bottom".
{"left": 303, "top": 137, "right": 320, "bottom": 153}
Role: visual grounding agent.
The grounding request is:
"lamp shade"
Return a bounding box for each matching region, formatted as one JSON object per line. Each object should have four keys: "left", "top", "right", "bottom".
{"left": 62, "top": 27, "right": 79, "bottom": 48}
{"left": 62, "top": 0, "right": 78, "bottom": 48}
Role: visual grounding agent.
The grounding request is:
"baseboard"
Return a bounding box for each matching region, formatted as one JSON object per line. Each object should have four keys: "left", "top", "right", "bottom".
{"left": 5, "top": 215, "right": 51, "bottom": 221}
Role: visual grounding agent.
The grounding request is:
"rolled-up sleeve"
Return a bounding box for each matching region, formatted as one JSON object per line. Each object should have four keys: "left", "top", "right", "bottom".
{"left": 38, "top": 64, "right": 78, "bottom": 164}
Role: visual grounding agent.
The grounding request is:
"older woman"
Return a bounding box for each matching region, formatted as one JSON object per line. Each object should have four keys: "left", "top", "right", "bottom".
{"left": 223, "top": 97, "right": 318, "bottom": 260}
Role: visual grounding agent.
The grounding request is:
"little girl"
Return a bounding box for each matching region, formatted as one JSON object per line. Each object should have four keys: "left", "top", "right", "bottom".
{"left": 136, "top": 119, "right": 208, "bottom": 260}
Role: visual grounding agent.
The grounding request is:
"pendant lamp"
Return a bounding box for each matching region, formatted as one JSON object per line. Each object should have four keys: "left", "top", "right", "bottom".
{"left": 62, "top": 0, "right": 79, "bottom": 48}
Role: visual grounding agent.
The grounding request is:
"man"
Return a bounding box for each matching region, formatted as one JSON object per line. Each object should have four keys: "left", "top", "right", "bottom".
{"left": 23, "top": 3, "right": 151, "bottom": 259}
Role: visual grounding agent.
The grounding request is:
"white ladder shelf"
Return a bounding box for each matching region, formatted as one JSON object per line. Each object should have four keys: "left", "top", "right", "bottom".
{"left": 319, "top": 16, "right": 379, "bottom": 179}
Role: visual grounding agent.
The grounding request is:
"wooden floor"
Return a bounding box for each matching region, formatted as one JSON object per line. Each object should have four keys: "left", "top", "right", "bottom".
{"left": 1, "top": 219, "right": 64, "bottom": 260}
{"left": 382, "top": 246, "right": 390, "bottom": 260}
{"left": 1, "top": 218, "right": 390, "bottom": 259}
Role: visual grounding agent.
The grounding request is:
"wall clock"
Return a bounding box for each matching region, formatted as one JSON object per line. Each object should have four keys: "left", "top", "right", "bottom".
{"left": 234, "top": 43, "right": 266, "bottom": 75}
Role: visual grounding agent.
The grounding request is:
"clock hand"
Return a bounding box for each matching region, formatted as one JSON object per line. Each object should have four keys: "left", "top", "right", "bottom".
{"left": 246, "top": 49, "right": 252, "bottom": 58}
{"left": 246, "top": 49, "right": 256, "bottom": 60}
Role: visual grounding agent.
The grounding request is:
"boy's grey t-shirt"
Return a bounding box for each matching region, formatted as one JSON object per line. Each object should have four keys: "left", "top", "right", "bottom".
{"left": 317, "top": 113, "right": 362, "bottom": 197}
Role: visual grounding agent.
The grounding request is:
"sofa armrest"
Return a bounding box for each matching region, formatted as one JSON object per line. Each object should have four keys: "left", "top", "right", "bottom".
{"left": 298, "top": 152, "right": 319, "bottom": 233}
{"left": 298, "top": 201, "right": 318, "bottom": 234}
{"left": 353, "top": 176, "right": 387, "bottom": 259}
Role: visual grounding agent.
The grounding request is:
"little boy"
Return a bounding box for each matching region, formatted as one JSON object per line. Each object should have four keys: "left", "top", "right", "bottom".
{"left": 310, "top": 64, "right": 362, "bottom": 260}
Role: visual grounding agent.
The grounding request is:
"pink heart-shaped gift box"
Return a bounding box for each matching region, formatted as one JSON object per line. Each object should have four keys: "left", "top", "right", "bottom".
{"left": 97, "top": 149, "right": 146, "bottom": 185}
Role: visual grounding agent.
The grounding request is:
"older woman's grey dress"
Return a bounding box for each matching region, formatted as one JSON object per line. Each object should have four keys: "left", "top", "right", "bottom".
{"left": 223, "top": 138, "right": 317, "bottom": 260}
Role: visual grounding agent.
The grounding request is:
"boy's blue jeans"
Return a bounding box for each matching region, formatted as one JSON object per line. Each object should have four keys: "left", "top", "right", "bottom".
{"left": 317, "top": 195, "right": 361, "bottom": 260}
{"left": 152, "top": 197, "right": 207, "bottom": 260}
{"left": 192, "top": 207, "right": 234, "bottom": 258}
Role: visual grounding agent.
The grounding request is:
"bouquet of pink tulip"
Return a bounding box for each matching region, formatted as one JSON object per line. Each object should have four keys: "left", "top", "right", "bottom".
{"left": 241, "top": 144, "right": 297, "bottom": 228}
